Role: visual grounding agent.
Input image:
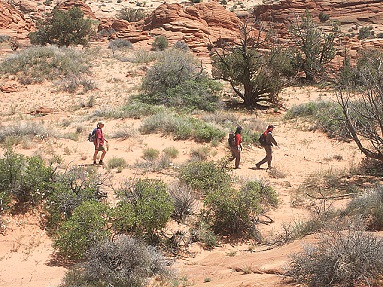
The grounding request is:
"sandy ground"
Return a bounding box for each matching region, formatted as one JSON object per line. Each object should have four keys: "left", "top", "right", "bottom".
{"left": 0, "top": 31, "right": 369, "bottom": 287}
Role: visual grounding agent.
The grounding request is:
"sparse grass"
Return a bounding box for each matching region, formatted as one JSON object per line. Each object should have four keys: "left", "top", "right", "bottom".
{"left": 140, "top": 112, "right": 225, "bottom": 143}
{"left": 190, "top": 146, "right": 210, "bottom": 161}
{"left": 287, "top": 223, "right": 383, "bottom": 287}
{"left": 92, "top": 100, "right": 166, "bottom": 119}
{"left": 0, "top": 122, "right": 54, "bottom": 143}
{"left": 107, "top": 157, "right": 127, "bottom": 170}
{"left": 0, "top": 46, "right": 93, "bottom": 92}
{"left": 142, "top": 148, "right": 160, "bottom": 161}
{"left": 291, "top": 168, "right": 361, "bottom": 208}
{"left": 163, "top": 146, "right": 179, "bottom": 159}
{"left": 168, "top": 181, "right": 196, "bottom": 222}
{"left": 284, "top": 100, "right": 349, "bottom": 140}
{"left": 128, "top": 49, "right": 157, "bottom": 63}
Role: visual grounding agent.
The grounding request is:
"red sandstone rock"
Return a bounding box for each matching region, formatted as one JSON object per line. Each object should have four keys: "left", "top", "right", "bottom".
{"left": 55, "top": 0, "right": 97, "bottom": 19}
{"left": 0, "top": 1, "right": 34, "bottom": 34}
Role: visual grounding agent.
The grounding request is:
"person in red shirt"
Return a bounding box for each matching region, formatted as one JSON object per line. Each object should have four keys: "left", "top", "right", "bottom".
{"left": 229, "top": 126, "right": 243, "bottom": 169}
{"left": 256, "top": 125, "right": 278, "bottom": 169}
{"left": 93, "top": 121, "right": 108, "bottom": 165}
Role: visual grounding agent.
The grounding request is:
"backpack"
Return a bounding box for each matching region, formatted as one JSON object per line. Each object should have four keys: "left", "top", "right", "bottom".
{"left": 88, "top": 128, "right": 97, "bottom": 142}
{"left": 228, "top": 132, "right": 236, "bottom": 147}
{"left": 259, "top": 133, "right": 267, "bottom": 146}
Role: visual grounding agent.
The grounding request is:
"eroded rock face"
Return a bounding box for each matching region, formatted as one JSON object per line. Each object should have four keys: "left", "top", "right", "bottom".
{"left": 0, "top": 1, "right": 34, "bottom": 36}
{"left": 143, "top": 2, "right": 241, "bottom": 53}
{"left": 253, "top": 0, "right": 383, "bottom": 28}
{"left": 100, "top": 2, "right": 241, "bottom": 53}
{"left": 55, "top": 0, "right": 97, "bottom": 19}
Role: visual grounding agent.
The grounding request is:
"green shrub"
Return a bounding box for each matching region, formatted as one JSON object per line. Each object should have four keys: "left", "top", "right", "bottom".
{"left": 358, "top": 26, "right": 374, "bottom": 40}
{"left": 343, "top": 185, "right": 383, "bottom": 231}
{"left": 115, "top": 179, "right": 174, "bottom": 240}
{"left": 163, "top": 146, "right": 179, "bottom": 158}
{"left": 284, "top": 100, "right": 349, "bottom": 140}
{"left": 178, "top": 161, "right": 231, "bottom": 194}
{"left": 60, "top": 235, "right": 170, "bottom": 287}
{"left": 287, "top": 227, "right": 383, "bottom": 287}
{"left": 28, "top": 7, "right": 94, "bottom": 47}
{"left": 44, "top": 166, "right": 104, "bottom": 233}
{"left": 0, "top": 149, "right": 55, "bottom": 210}
{"left": 140, "top": 112, "right": 225, "bottom": 142}
{"left": 107, "top": 157, "right": 127, "bottom": 169}
{"left": 141, "top": 48, "right": 222, "bottom": 111}
{"left": 190, "top": 218, "right": 218, "bottom": 249}
{"left": 117, "top": 7, "right": 146, "bottom": 22}
{"left": 142, "top": 148, "right": 160, "bottom": 161}
{"left": 318, "top": 11, "right": 330, "bottom": 22}
{"left": 108, "top": 39, "right": 133, "bottom": 50}
{"left": 53, "top": 201, "right": 111, "bottom": 261}
{"left": 204, "top": 180, "right": 278, "bottom": 236}
{"left": 0, "top": 46, "right": 91, "bottom": 87}
{"left": 152, "top": 35, "right": 168, "bottom": 51}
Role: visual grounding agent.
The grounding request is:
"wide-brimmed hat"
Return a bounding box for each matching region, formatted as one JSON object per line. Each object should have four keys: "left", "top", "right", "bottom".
{"left": 267, "top": 125, "right": 274, "bottom": 129}
{"left": 97, "top": 121, "right": 105, "bottom": 126}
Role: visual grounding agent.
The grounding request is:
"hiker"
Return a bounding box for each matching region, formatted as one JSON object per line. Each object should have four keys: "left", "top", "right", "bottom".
{"left": 93, "top": 121, "right": 108, "bottom": 165}
{"left": 256, "top": 125, "right": 278, "bottom": 169}
{"left": 229, "top": 126, "right": 243, "bottom": 169}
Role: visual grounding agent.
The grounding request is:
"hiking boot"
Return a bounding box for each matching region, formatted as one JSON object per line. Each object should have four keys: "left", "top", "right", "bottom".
{"left": 99, "top": 160, "right": 104, "bottom": 165}
{"left": 93, "top": 161, "right": 97, "bottom": 165}
{"left": 255, "top": 164, "right": 260, "bottom": 169}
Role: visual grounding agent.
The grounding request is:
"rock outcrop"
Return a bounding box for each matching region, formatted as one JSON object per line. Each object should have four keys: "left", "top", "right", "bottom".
{"left": 55, "top": 0, "right": 97, "bottom": 19}
{"left": 99, "top": 2, "right": 241, "bottom": 54}
{"left": 253, "top": 0, "right": 383, "bottom": 30}
{"left": 0, "top": 1, "right": 34, "bottom": 37}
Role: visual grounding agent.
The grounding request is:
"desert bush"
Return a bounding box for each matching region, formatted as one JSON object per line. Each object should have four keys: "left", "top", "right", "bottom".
{"left": 152, "top": 35, "right": 168, "bottom": 51}
{"left": 0, "top": 148, "right": 55, "bottom": 211}
{"left": 173, "top": 40, "right": 189, "bottom": 51}
{"left": 28, "top": 7, "right": 94, "bottom": 47}
{"left": 358, "top": 158, "right": 383, "bottom": 176}
{"left": 140, "top": 112, "right": 225, "bottom": 142}
{"left": 117, "top": 7, "right": 146, "bottom": 22}
{"left": 110, "top": 201, "right": 136, "bottom": 234}
{"left": 318, "top": 11, "right": 330, "bottom": 22}
{"left": 0, "top": 122, "right": 53, "bottom": 143}
{"left": 0, "top": 46, "right": 92, "bottom": 88}
{"left": 358, "top": 26, "right": 374, "bottom": 40}
{"left": 129, "top": 49, "right": 157, "bottom": 63}
{"left": 163, "top": 146, "right": 179, "bottom": 159}
{"left": 44, "top": 166, "right": 104, "bottom": 232}
{"left": 343, "top": 185, "right": 383, "bottom": 231}
{"left": 92, "top": 98, "right": 166, "bottom": 119}
{"left": 142, "top": 148, "right": 160, "bottom": 161}
{"left": 190, "top": 218, "right": 218, "bottom": 249}
{"left": 53, "top": 201, "right": 111, "bottom": 261}
{"left": 273, "top": 211, "right": 337, "bottom": 245}
{"left": 141, "top": 48, "right": 222, "bottom": 111}
{"left": 168, "top": 181, "right": 196, "bottom": 222}
{"left": 114, "top": 179, "right": 174, "bottom": 241}
{"left": 178, "top": 161, "right": 231, "bottom": 194}
{"left": 60, "top": 235, "right": 170, "bottom": 287}
{"left": 284, "top": 100, "right": 349, "bottom": 140}
{"left": 107, "top": 157, "right": 127, "bottom": 170}
{"left": 287, "top": 227, "right": 383, "bottom": 287}
{"left": 190, "top": 146, "right": 210, "bottom": 161}
{"left": 108, "top": 38, "right": 133, "bottom": 50}
{"left": 204, "top": 180, "right": 278, "bottom": 236}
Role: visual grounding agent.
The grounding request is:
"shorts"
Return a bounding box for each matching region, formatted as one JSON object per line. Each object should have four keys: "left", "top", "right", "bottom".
{"left": 95, "top": 145, "right": 105, "bottom": 151}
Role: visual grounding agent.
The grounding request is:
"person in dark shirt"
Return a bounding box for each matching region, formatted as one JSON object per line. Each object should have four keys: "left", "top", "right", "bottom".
{"left": 256, "top": 125, "right": 278, "bottom": 169}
